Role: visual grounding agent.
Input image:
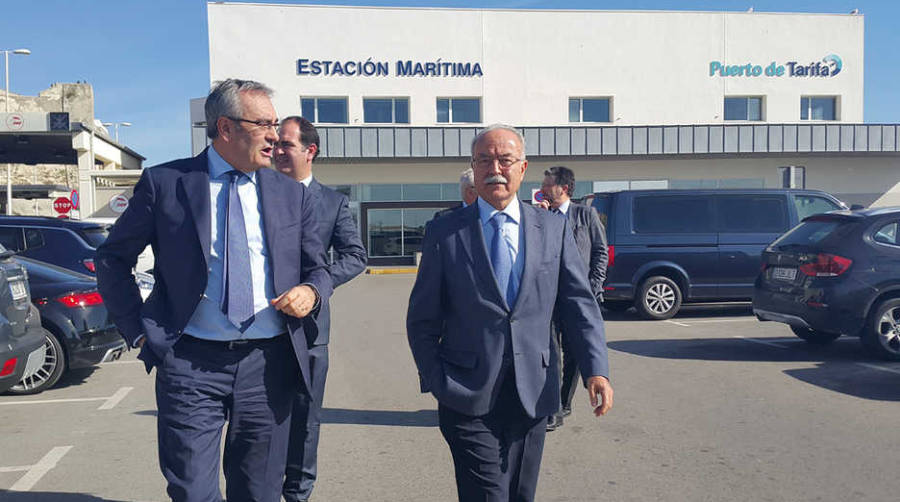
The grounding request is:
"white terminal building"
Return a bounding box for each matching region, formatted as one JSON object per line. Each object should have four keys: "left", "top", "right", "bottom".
{"left": 199, "top": 2, "right": 900, "bottom": 265}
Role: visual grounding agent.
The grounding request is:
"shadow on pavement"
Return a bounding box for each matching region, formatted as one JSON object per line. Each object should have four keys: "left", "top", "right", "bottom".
{"left": 50, "top": 367, "right": 99, "bottom": 391}
{"left": 603, "top": 302, "right": 754, "bottom": 321}
{"left": 608, "top": 336, "right": 873, "bottom": 363}
{"left": 609, "top": 336, "right": 900, "bottom": 401}
{"left": 321, "top": 408, "right": 438, "bottom": 427}
{"left": 785, "top": 362, "right": 900, "bottom": 401}
{"left": 0, "top": 491, "right": 126, "bottom": 501}
{"left": 131, "top": 408, "right": 441, "bottom": 426}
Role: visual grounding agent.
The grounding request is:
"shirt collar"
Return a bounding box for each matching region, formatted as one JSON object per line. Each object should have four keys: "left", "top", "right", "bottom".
{"left": 299, "top": 174, "right": 313, "bottom": 187}
{"left": 477, "top": 196, "right": 521, "bottom": 227}
{"left": 208, "top": 145, "right": 257, "bottom": 185}
{"left": 557, "top": 199, "right": 571, "bottom": 215}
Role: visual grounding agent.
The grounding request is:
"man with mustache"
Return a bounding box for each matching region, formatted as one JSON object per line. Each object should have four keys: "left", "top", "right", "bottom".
{"left": 407, "top": 124, "right": 613, "bottom": 502}
{"left": 96, "top": 79, "right": 331, "bottom": 502}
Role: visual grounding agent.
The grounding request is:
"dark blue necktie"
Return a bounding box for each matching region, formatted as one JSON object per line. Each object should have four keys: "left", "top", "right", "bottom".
{"left": 489, "top": 213, "right": 518, "bottom": 307}
{"left": 222, "top": 171, "right": 255, "bottom": 331}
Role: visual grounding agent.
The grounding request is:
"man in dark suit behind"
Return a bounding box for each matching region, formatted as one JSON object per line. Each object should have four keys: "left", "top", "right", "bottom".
{"left": 96, "top": 79, "right": 332, "bottom": 502}
{"left": 407, "top": 124, "right": 613, "bottom": 502}
{"left": 275, "top": 116, "right": 368, "bottom": 502}
{"left": 539, "top": 166, "right": 609, "bottom": 431}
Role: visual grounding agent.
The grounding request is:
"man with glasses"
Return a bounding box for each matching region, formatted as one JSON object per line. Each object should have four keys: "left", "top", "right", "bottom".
{"left": 97, "top": 79, "right": 331, "bottom": 502}
{"left": 275, "top": 116, "right": 367, "bottom": 502}
{"left": 407, "top": 124, "right": 613, "bottom": 502}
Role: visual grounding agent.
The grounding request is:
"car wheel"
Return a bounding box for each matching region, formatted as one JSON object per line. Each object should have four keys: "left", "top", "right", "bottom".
{"left": 861, "top": 298, "right": 900, "bottom": 361}
{"left": 8, "top": 329, "right": 66, "bottom": 395}
{"left": 602, "top": 300, "right": 631, "bottom": 313}
{"left": 790, "top": 326, "right": 841, "bottom": 344}
{"left": 635, "top": 276, "right": 682, "bottom": 320}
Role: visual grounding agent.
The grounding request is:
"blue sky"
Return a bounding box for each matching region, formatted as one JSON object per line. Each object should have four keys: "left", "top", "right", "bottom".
{"left": 1, "top": 0, "right": 897, "bottom": 166}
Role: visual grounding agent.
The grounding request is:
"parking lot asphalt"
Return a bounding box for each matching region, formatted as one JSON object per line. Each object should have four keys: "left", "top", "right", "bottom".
{"left": 1, "top": 274, "right": 899, "bottom": 501}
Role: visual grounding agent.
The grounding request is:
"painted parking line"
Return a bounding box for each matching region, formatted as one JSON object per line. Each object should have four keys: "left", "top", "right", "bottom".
{"left": 735, "top": 336, "right": 800, "bottom": 349}
{"left": 97, "top": 386, "right": 133, "bottom": 410}
{"left": 685, "top": 318, "right": 758, "bottom": 324}
{"left": 0, "top": 386, "right": 134, "bottom": 410}
{"left": 856, "top": 362, "right": 900, "bottom": 375}
{"left": 665, "top": 320, "right": 691, "bottom": 327}
{"left": 101, "top": 359, "right": 143, "bottom": 365}
{"left": 7, "top": 445, "right": 73, "bottom": 492}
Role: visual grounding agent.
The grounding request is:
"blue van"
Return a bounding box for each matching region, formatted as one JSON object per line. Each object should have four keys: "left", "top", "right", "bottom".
{"left": 590, "top": 189, "right": 847, "bottom": 319}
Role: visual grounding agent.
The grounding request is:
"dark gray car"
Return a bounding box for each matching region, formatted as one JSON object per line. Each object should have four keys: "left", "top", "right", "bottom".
{"left": 0, "top": 245, "right": 47, "bottom": 393}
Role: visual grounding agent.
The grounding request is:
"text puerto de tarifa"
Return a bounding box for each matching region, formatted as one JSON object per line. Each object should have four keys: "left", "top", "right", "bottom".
{"left": 709, "top": 54, "right": 842, "bottom": 78}
{"left": 296, "top": 58, "right": 484, "bottom": 77}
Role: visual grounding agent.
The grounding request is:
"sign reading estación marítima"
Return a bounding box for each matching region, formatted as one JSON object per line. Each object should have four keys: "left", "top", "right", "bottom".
{"left": 296, "top": 58, "right": 483, "bottom": 77}
{"left": 709, "top": 54, "right": 843, "bottom": 78}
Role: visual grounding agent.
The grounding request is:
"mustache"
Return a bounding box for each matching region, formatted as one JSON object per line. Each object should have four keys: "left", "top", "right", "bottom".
{"left": 484, "top": 175, "right": 508, "bottom": 185}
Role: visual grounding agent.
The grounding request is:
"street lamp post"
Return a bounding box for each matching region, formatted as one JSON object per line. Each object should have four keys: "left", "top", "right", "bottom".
{"left": 101, "top": 121, "right": 132, "bottom": 143}
{"left": 3, "top": 48, "right": 31, "bottom": 215}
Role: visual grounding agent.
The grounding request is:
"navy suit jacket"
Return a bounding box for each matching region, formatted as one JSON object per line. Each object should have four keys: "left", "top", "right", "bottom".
{"left": 301, "top": 179, "right": 367, "bottom": 346}
{"left": 95, "top": 150, "right": 332, "bottom": 393}
{"left": 567, "top": 202, "right": 609, "bottom": 302}
{"left": 407, "top": 202, "right": 609, "bottom": 418}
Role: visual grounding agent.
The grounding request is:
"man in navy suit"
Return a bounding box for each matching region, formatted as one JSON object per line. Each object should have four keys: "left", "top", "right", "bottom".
{"left": 96, "top": 79, "right": 332, "bottom": 502}
{"left": 274, "top": 116, "right": 367, "bottom": 502}
{"left": 407, "top": 124, "right": 613, "bottom": 502}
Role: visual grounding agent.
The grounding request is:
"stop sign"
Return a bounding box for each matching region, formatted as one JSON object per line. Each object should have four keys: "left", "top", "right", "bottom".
{"left": 53, "top": 197, "right": 73, "bottom": 214}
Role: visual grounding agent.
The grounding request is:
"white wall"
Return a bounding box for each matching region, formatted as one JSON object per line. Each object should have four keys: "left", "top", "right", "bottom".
{"left": 208, "top": 4, "right": 864, "bottom": 126}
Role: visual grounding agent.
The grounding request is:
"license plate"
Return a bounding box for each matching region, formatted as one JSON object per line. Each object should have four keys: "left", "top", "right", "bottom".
{"left": 771, "top": 267, "right": 798, "bottom": 281}
{"left": 9, "top": 280, "right": 27, "bottom": 301}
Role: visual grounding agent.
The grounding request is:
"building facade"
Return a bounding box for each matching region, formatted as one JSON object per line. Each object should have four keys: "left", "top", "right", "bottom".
{"left": 203, "top": 3, "right": 899, "bottom": 264}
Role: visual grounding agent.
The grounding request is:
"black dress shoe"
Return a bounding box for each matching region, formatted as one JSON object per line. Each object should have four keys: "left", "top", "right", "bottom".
{"left": 560, "top": 406, "right": 572, "bottom": 417}
{"left": 546, "top": 414, "right": 564, "bottom": 432}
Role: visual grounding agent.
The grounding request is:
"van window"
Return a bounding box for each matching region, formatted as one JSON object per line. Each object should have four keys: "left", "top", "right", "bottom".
{"left": 0, "top": 227, "right": 23, "bottom": 251}
{"left": 633, "top": 196, "right": 713, "bottom": 233}
{"left": 591, "top": 194, "right": 612, "bottom": 229}
{"left": 716, "top": 196, "right": 788, "bottom": 233}
{"left": 79, "top": 227, "right": 109, "bottom": 248}
{"left": 24, "top": 229, "right": 44, "bottom": 249}
{"left": 794, "top": 195, "right": 841, "bottom": 221}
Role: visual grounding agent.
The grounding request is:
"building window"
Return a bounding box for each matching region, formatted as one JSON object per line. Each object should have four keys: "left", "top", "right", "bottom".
{"left": 800, "top": 96, "right": 837, "bottom": 121}
{"left": 569, "top": 98, "right": 611, "bottom": 123}
{"left": 301, "top": 97, "right": 348, "bottom": 123}
{"left": 363, "top": 97, "right": 409, "bottom": 124}
{"left": 436, "top": 98, "right": 481, "bottom": 123}
{"left": 724, "top": 97, "right": 763, "bottom": 121}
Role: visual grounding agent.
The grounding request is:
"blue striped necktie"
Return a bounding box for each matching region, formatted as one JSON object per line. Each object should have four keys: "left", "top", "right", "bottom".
{"left": 222, "top": 170, "right": 255, "bottom": 331}
{"left": 489, "top": 213, "right": 518, "bottom": 307}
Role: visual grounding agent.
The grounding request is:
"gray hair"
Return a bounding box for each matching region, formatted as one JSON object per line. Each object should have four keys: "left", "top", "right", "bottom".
{"left": 205, "top": 78, "right": 274, "bottom": 139}
{"left": 459, "top": 168, "right": 475, "bottom": 188}
{"left": 470, "top": 123, "right": 527, "bottom": 159}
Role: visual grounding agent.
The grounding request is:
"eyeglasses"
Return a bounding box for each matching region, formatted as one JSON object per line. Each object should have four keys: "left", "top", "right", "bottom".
{"left": 471, "top": 156, "right": 524, "bottom": 169}
{"left": 227, "top": 116, "right": 279, "bottom": 131}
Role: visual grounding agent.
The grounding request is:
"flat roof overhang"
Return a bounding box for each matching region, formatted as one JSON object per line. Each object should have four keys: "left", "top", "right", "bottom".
{"left": 312, "top": 123, "right": 900, "bottom": 161}
{"left": 0, "top": 131, "right": 78, "bottom": 165}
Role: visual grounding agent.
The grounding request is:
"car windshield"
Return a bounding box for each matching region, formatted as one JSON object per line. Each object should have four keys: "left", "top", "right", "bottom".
{"left": 80, "top": 227, "right": 110, "bottom": 248}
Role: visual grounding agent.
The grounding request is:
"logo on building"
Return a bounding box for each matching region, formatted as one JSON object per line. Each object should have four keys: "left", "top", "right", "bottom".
{"left": 6, "top": 114, "right": 24, "bottom": 130}
{"left": 708, "top": 54, "right": 842, "bottom": 78}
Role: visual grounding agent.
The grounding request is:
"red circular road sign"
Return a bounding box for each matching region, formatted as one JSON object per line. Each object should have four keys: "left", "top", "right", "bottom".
{"left": 6, "top": 114, "right": 24, "bottom": 130}
{"left": 53, "top": 197, "right": 73, "bottom": 214}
